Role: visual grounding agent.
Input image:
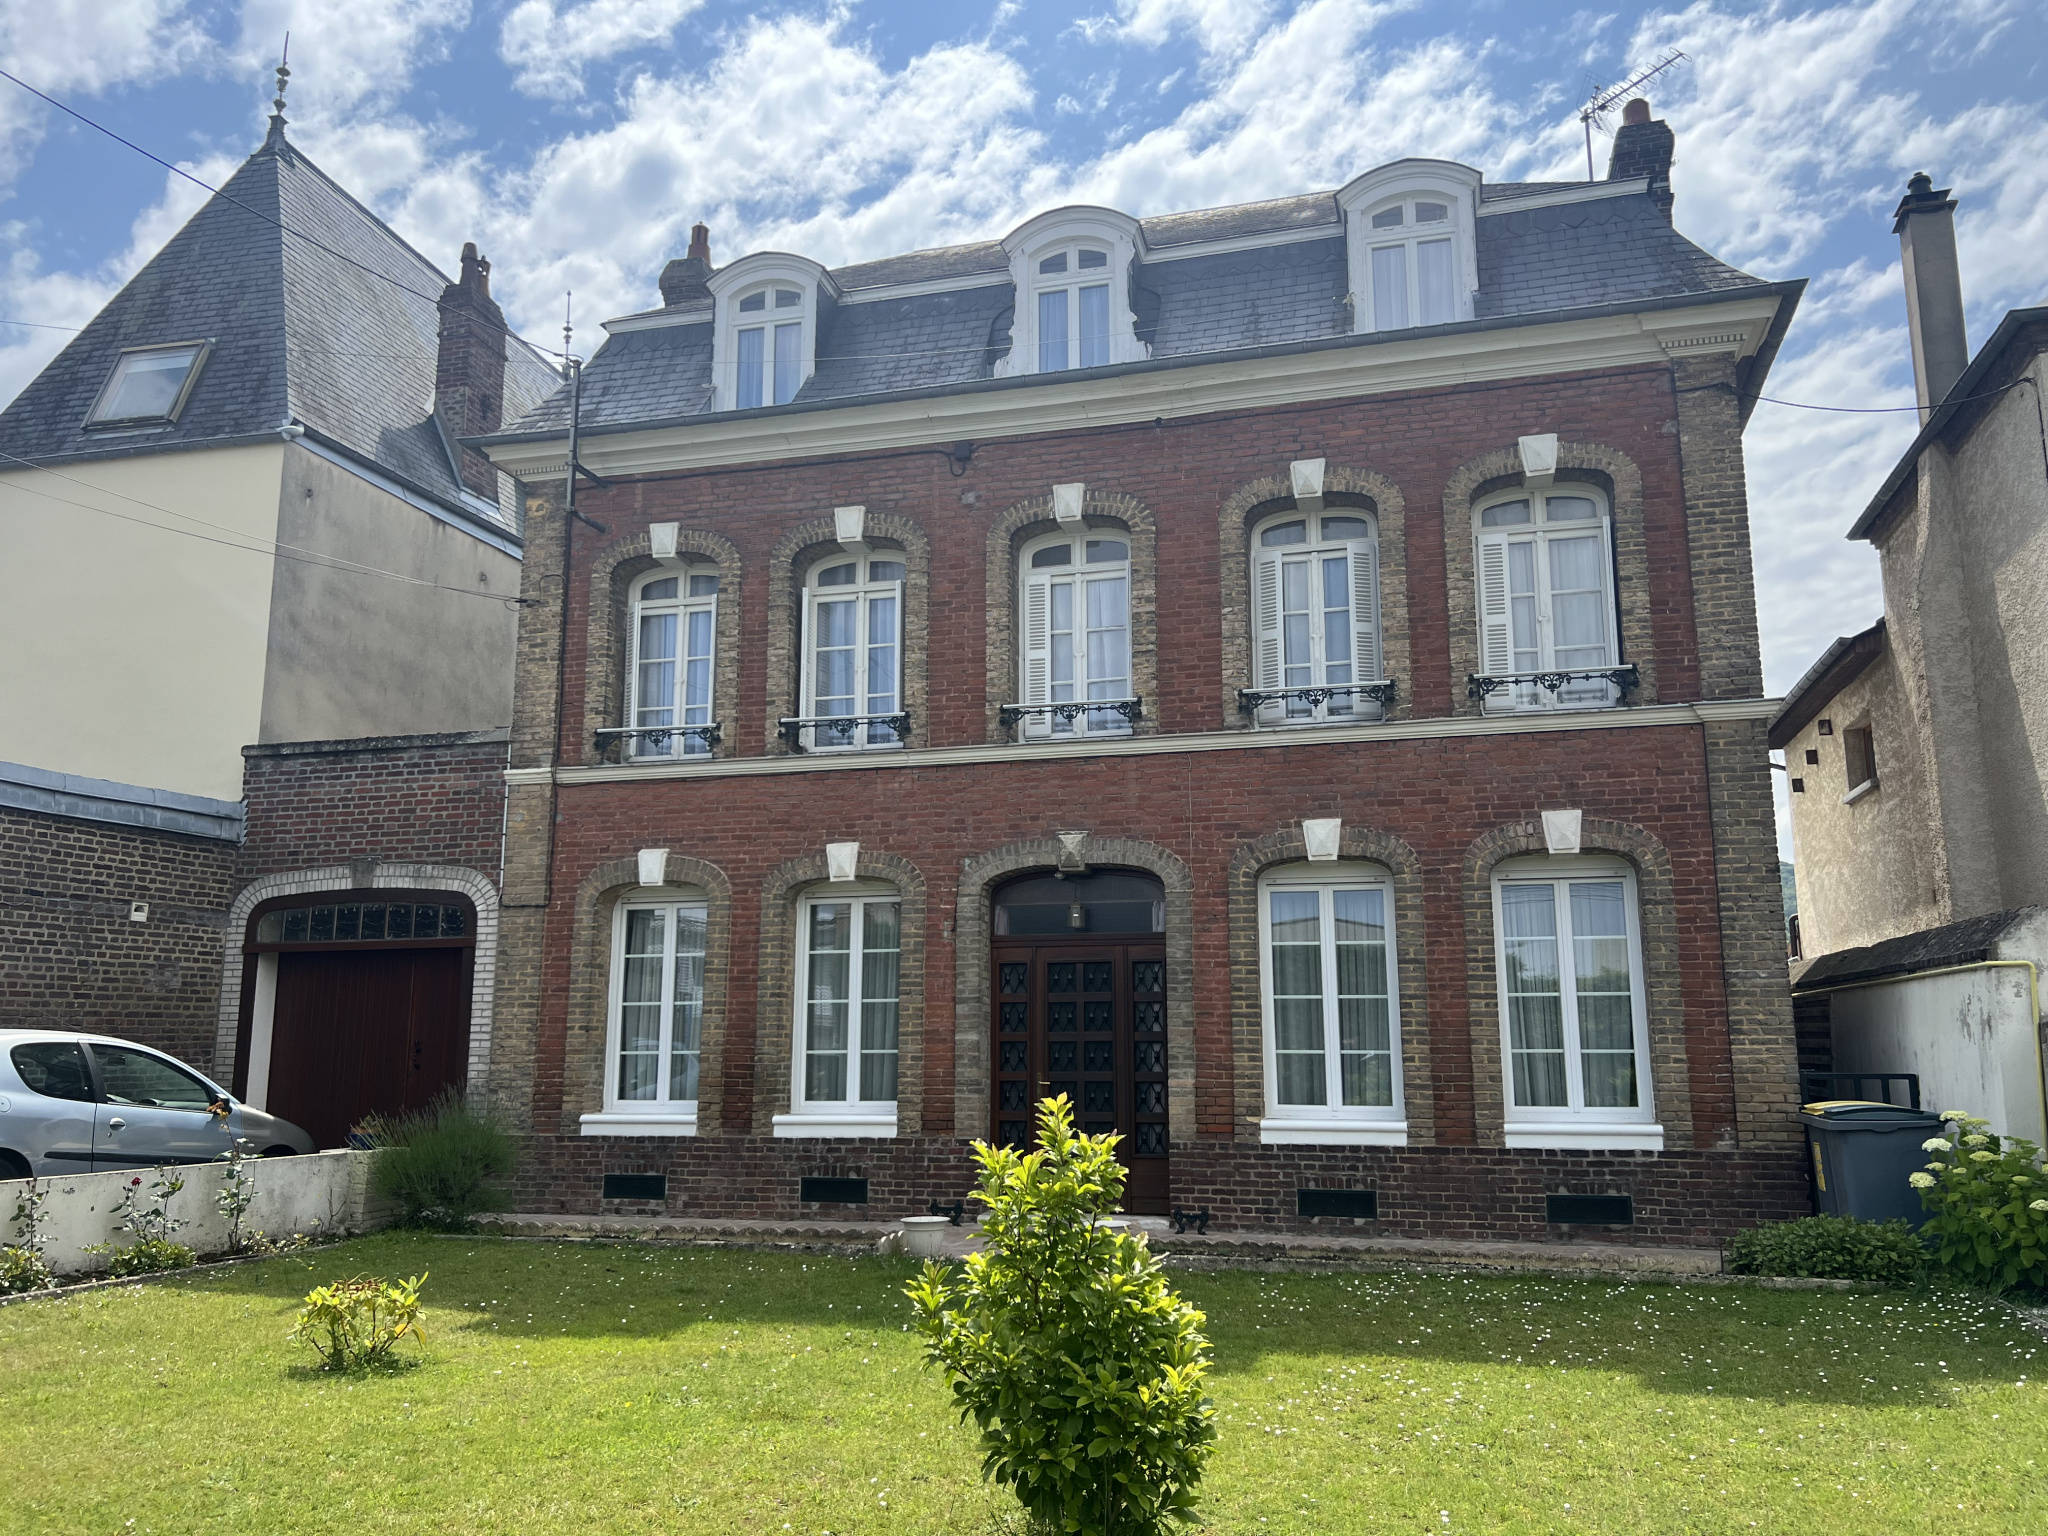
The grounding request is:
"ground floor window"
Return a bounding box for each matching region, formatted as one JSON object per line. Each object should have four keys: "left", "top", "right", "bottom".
{"left": 598, "top": 891, "right": 705, "bottom": 1130}
{"left": 1493, "top": 855, "right": 1658, "bottom": 1148}
{"left": 779, "top": 884, "right": 901, "bottom": 1136}
{"left": 1258, "top": 861, "right": 1405, "bottom": 1145}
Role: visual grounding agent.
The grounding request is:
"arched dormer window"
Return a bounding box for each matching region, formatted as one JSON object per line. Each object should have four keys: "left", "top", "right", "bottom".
{"left": 1246, "top": 508, "right": 1383, "bottom": 727}
{"left": 1336, "top": 160, "right": 1479, "bottom": 334}
{"left": 626, "top": 565, "right": 719, "bottom": 758}
{"left": 1472, "top": 484, "right": 1622, "bottom": 712}
{"left": 707, "top": 254, "right": 832, "bottom": 411}
{"left": 1012, "top": 529, "right": 1134, "bottom": 739}
{"left": 994, "top": 208, "right": 1144, "bottom": 379}
{"left": 795, "top": 551, "right": 906, "bottom": 752}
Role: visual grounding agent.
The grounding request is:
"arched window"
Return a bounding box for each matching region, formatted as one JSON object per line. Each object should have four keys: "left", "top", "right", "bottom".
{"left": 1257, "top": 860, "right": 1405, "bottom": 1144}
{"left": 602, "top": 886, "right": 708, "bottom": 1130}
{"left": 625, "top": 566, "right": 719, "bottom": 758}
{"left": 1246, "top": 509, "right": 1382, "bottom": 727}
{"left": 1472, "top": 485, "right": 1621, "bottom": 712}
{"left": 1032, "top": 244, "right": 1113, "bottom": 372}
{"left": 1011, "top": 531, "right": 1134, "bottom": 739}
{"left": 786, "top": 880, "right": 901, "bottom": 1133}
{"left": 795, "top": 552, "right": 905, "bottom": 752}
{"left": 733, "top": 283, "right": 805, "bottom": 408}
{"left": 1492, "top": 854, "right": 1657, "bottom": 1148}
{"left": 1359, "top": 196, "right": 1459, "bottom": 330}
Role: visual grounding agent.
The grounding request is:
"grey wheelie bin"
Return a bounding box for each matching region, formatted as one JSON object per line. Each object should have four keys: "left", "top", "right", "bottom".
{"left": 1801, "top": 1099, "right": 1946, "bottom": 1227}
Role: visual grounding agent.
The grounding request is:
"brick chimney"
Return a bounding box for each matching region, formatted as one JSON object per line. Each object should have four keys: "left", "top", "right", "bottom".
{"left": 659, "top": 222, "right": 714, "bottom": 308}
{"left": 1606, "top": 98, "right": 1676, "bottom": 220}
{"left": 1893, "top": 171, "right": 1970, "bottom": 421}
{"left": 436, "top": 242, "right": 508, "bottom": 499}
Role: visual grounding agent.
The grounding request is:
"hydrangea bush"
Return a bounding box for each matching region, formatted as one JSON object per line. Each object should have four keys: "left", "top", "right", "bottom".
{"left": 1913, "top": 1112, "right": 2048, "bottom": 1296}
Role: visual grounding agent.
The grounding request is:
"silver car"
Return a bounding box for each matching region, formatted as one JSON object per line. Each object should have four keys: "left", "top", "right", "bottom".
{"left": 0, "top": 1030, "right": 314, "bottom": 1180}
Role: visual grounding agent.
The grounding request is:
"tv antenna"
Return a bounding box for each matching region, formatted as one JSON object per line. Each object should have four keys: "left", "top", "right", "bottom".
{"left": 1578, "top": 50, "right": 1686, "bottom": 180}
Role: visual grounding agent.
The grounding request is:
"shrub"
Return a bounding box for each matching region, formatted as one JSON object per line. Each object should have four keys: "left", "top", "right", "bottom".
{"left": 1726, "top": 1215, "right": 1923, "bottom": 1285}
{"left": 90, "top": 1168, "right": 195, "bottom": 1276}
{"left": 289, "top": 1272, "right": 428, "bottom": 1371}
{"left": 907, "top": 1096, "right": 1216, "bottom": 1536}
{"left": 105, "top": 1238, "right": 197, "bottom": 1277}
{"left": 2, "top": 1178, "right": 54, "bottom": 1295}
{"left": 1914, "top": 1112, "right": 2048, "bottom": 1297}
{"left": 367, "top": 1092, "right": 517, "bottom": 1230}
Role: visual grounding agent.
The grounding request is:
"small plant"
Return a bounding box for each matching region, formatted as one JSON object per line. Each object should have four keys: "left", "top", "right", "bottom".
{"left": 908, "top": 1096, "right": 1216, "bottom": 1536}
{"left": 90, "top": 1168, "right": 196, "bottom": 1276}
{"left": 215, "top": 1136, "right": 259, "bottom": 1253}
{"left": 1914, "top": 1111, "right": 2048, "bottom": 1296}
{"left": 2, "top": 1177, "right": 54, "bottom": 1295}
{"left": 289, "top": 1272, "right": 428, "bottom": 1370}
{"left": 368, "top": 1091, "right": 517, "bottom": 1231}
{"left": 1726, "top": 1214, "right": 1924, "bottom": 1285}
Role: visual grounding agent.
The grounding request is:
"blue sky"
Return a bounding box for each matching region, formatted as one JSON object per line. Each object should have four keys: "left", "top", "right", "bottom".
{"left": 3, "top": 0, "right": 2045, "bottom": 852}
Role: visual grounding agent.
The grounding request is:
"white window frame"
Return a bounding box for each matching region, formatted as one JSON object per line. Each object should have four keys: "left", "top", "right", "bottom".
{"left": 1257, "top": 860, "right": 1406, "bottom": 1146}
{"left": 1248, "top": 509, "right": 1383, "bottom": 728}
{"left": 993, "top": 208, "right": 1146, "bottom": 379}
{"left": 581, "top": 887, "right": 708, "bottom": 1137}
{"left": 1492, "top": 854, "right": 1661, "bottom": 1151}
{"left": 85, "top": 340, "right": 212, "bottom": 427}
{"left": 1473, "top": 484, "right": 1623, "bottom": 713}
{"left": 625, "top": 565, "right": 718, "bottom": 759}
{"left": 1357, "top": 197, "right": 1461, "bottom": 332}
{"left": 1336, "top": 160, "right": 1479, "bottom": 335}
{"left": 1028, "top": 243, "right": 1116, "bottom": 373}
{"left": 1015, "top": 529, "right": 1134, "bottom": 740}
{"left": 707, "top": 254, "right": 831, "bottom": 412}
{"left": 775, "top": 881, "right": 902, "bottom": 1138}
{"left": 797, "top": 553, "right": 906, "bottom": 753}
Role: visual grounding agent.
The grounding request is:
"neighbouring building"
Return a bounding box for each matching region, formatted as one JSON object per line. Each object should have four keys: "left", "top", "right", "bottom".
{"left": 459, "top": 99, "right": 1809, "bottom": 1240}
{"left": 0, "top": 95, "right": 555, "bottom": 1100}
{"left": 1773, "top": 172, "right": 2048, "bottom": 1138}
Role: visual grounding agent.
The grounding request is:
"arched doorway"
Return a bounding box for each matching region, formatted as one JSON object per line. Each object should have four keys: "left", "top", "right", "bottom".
{"left": 991, "top": 869, "right": 1169, "bottom": 1213}
{"left": 236, "top": 891, "right": 475, "bottom": 1148}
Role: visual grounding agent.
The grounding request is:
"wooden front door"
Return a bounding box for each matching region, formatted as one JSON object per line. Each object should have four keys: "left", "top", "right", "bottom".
{"left": 268, "top": 947, "right": 469, "bottom": 1149}
{"left": 991, "top": 941, "right": 1169, "bottom": 1214}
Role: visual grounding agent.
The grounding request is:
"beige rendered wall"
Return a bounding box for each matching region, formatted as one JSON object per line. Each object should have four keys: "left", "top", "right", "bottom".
{"left": 0, "top": 443, "right": 284, "bottom": 800}
{"left": 257, "top": 443, "right": 520, "bottom": 745}
{"left": 1786, "top": 650, "right": 1945, "bottom": 958}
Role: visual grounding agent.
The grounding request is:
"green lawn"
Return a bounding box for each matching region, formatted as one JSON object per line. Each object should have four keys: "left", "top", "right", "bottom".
{"left": 3, "top": 1234, "right": 2044, "bottom": 1534}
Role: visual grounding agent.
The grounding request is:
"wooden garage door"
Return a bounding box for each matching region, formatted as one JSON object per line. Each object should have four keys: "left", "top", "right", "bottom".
{"left": 267, "top": 947, "right": 468, "bottom": 1149}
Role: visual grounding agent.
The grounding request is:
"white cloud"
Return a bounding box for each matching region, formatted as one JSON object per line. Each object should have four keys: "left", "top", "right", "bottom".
{"left": 231, "top": 0, "right": 471, "bottom": 120}
{"left": 499, "top": 0, "right": 704, "bottom": 102}
{"left": 1078, "top": 0, "right": 1278, "bottom": 60}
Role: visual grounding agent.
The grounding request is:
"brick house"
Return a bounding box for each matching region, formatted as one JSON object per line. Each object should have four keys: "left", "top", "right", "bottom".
{"left": 469, "top": 101, "right": 1808, "bottom": 1239}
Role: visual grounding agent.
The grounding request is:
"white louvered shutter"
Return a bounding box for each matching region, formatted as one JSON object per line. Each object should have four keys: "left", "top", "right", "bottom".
{"left": 1020, "top": 572, "right": 1053, "bottom": 739}
{"left": 1252, "top": 551, "right": 1284, "bottom": 725}
{"left": 1349, "top": 540, "right": 1382, "bottom": 695}
{"left": 1476, "top": 534, "right": 1516, "bottom": 681}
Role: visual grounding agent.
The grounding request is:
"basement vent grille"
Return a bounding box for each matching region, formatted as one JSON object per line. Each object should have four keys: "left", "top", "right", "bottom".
{"left": 1297, "top": 1188, "right": 1378, "bottom": 1220}
{"left": 800, "top": 1176, "right": 869, "bottom": 1205}
{"left": 1546, "top": 1193, "right": 1633, "bottom": 1225}
{"left": 602, "top": 1173, "right": 667, "bottom": 1202}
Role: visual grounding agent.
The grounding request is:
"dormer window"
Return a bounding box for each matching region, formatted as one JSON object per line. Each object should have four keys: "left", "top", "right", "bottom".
{"left": 1363, "top": 199, "right": 1457, "bottom": 330}
{"left": 1034, "top": 246, "right": 1113, "bottom": 371}
{"left": 1336, "top": 161, "right": 1480, "bottom": 336}
{"left": 86, "top": 341, "right": 209, "bottom": 427}
{"left": 736, "top": 286, "right": 804, "bottom": 408}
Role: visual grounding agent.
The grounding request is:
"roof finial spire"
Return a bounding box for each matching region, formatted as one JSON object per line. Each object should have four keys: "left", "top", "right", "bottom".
{"left": 271, "top": 34, "right": 291, "bottom": 125}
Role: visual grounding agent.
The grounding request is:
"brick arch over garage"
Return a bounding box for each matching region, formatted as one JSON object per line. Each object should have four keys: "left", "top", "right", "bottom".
{"left": 953, "top": 835, "right": 1194, "bottom": 1143}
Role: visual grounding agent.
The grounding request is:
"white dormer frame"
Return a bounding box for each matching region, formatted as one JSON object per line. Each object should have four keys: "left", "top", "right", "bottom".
{"left": 994, "top": 207, "right": 1147, "bottom": 379}
{"left": 1336, "top": 160, "right": 1482, "bottom": 335}
{"left": 707, "top": 253, "right": 837, "bottom": 412}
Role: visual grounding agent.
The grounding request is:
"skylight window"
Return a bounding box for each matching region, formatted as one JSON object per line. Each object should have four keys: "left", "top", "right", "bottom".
{"left": 87, "top": 342, "right": 209, "bottom": 426}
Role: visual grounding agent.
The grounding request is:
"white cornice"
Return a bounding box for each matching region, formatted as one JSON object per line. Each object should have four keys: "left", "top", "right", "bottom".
{"left": 836, "top": 270, "right": 1010, "bottom": 304}
{"left": 506, "top": 697, "right": 1780, "bottom": 788}
{"left": 480, "top": 294, "right": 1784, "bottom": 480}
{"left": 1477, "top": 179, "right": 1649, "bottom": 216}
{"left": 603, "top": 305, "right": 712, "bottom": 333}
{"left": 1138, "top": 222, "right": 1344, "bottom": 264}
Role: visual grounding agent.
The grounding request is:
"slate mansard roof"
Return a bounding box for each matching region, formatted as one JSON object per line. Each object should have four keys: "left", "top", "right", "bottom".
{"left": 497, "top": 169, "right": 1779, "bottom": 441}
{"left": 0, "top": 122, "right": 559, "bottom": 531}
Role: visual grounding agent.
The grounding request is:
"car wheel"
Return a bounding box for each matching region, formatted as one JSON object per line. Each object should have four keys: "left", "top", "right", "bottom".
{"left": 0, "top": 1149, "right": 31, "bottom": 1181}
{"left": 260, "top": 1145, "right": 300, "bottom": 1157}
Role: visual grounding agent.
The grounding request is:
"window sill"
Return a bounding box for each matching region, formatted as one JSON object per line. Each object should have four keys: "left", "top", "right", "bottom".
{"left": 579, "top": 1109, "right": 697, "bottom": 1137}
{"left": 1842, "top": 779, "right": 1878, "bottom": 805}
{"left": 772, "top": 1110, "right": 899, "bottom": 1139}
{"left": 1259, "top": 1118, "right": 1408, "bottom": 1147}
{"left": 1503, "top": 1121, "right": 1664, "bottom": 1152}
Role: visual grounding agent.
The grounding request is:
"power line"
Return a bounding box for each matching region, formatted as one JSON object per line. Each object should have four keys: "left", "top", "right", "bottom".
{"left": 0, "top": 318, "right": 83, "bottom": 332}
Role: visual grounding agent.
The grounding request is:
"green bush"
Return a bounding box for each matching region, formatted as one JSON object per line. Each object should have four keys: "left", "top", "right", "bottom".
{"left": 368, "top": 1092, "right": 517, "bottom": 1231}
{"left": 1726, "top": 1215, "right": 1924, "bottom": 1284}
{"left": 1914, "top": 1112, "right": 2048, "bottom": 1297}
{"left": 1, "top": 1244, "right": 54, "bottom": 1294}
{"left": 104, "top": 1238, "right": 197, "bottom": 1277}
{"left": 289, "top": 1272, "right": 428, "bottom": 1371}
{"left": 907, "top": 1096, "right": 1216, "bottom": 1536}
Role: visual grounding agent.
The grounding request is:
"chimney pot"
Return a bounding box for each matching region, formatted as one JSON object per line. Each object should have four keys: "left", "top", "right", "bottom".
{"left": 1893, "top": 172, "right": 1970, "bottom": 420}
{"left": 688, "top": 222, "right": 711, "bottom": 264}
{"left": 659, "top": 222, "right": 715, "bottom": 308}
{"left": 1622, "top": 97, "right": 1651, "bottom": 126}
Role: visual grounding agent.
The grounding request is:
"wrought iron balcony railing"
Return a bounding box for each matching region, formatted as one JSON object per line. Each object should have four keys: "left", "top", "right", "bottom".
{"left": 1237, "top": 680, "right": 1398, "bottom": 722}
{"left": 595, "top": 724, "right": 722, "bottom": 762}
{"left": 1466, "top": 663, "right": 1639, "bottom": 711}
{"left": 998, "top": 697, "right": 1143, "bottom": 737}
{"left": 777, "top": 712, "right": 911, "bottom": 752}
